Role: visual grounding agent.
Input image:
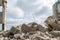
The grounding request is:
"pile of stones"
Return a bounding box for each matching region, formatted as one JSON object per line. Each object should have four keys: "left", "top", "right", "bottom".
{"left": 0, "top": 16, "right": 60, "bottom": 40}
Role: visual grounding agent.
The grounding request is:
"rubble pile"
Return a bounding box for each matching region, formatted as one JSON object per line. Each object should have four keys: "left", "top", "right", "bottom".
{"left": 0, "top": 16, "right": 60, "bottom": 40}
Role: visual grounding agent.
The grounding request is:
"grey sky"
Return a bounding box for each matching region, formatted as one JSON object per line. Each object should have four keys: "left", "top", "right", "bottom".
{"left": 0, "top": 0, "right": 58, "bottom": 30}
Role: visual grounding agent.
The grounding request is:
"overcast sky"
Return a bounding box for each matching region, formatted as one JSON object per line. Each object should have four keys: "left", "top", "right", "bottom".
{"left": 0, "top": 0, "right": 58, "bottom": 30}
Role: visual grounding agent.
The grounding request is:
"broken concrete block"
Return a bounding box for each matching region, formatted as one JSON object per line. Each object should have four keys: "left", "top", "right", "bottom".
{"left": 29, "top": 22, "right": 41, "bottom": 31}
{"left": 31, "top": 37, "right": 41, "bottom": 40}
{"left": 28, "top": 22, "right": 39, "bottom": 30}
{"left": 45, "top": 16, "right": 60, "bottom": 31}
{"left": 14, "top": 34, "right": 20, "bottom": 39}
{"left": 2, "top": 31, "right": 9, "bottom": 37}
{"left": 28, "top": 22, "right": 46, "bottom": 32}
{"left": 29, "top": 34, "right": 49, "bottom": 40}
{"left": 37, "top": 25, "right": 46, "bottom": 32}
{"left": 9, "top": 26, "right": 20, "bottom": 34}
{"left": 21, "top": 24, "right": 31, "bottom": 33}
{"left": 49, "top": 31, "right": 60, "bottom": 37}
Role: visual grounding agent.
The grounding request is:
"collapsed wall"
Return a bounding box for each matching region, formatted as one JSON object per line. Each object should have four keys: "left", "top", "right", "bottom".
{"left": 0, "top": 17, "right": 60, "bottom": 40}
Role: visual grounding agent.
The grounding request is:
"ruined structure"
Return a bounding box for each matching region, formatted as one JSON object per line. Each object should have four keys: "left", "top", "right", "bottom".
{"left": 45, "top": 16, "right": 60, "bottom": 31}
{"left": 0, "top": 0, "right": 60, "bottom": 40}
{"left": 53, "top": 0, "right": 60, "bottom": 24}
{"left": 0, "top": 0, "right": 7, "bottom": 31}
{"left": 44, "top": 0, "right": 60, "bottom": 31}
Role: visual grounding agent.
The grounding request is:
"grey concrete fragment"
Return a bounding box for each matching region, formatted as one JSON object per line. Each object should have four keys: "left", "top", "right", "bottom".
{"left": 45, "top": 16, "right": 60, "bottom": 31}
{"left": 9, "top": 27, "right": 20, "bottom": 34}
{"left": 14, "top": 34, "right": 20, "bottom": 39}
{"left": 50, "top": 31, "right": 60, "bottom": 37}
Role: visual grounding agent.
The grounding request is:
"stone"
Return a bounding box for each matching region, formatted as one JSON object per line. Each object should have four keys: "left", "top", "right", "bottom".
{"left": 9, "top": 26, "right": 20, "bottom": 34}
{"left": 28, "top": 22, "right": 46, "bottom": 32}
{"left": 45, "top": 16, "right": 60, "bottom": 31}
{"left": 21, "top": 22, "right": 46, "bottom": 33}
{"left": 0, "top": 22, "right": 60, "bottom": 40}
{"left": 29, "top": 34, "right": 49, "bottom": 40}
{"left": 31, "top": 37, "right": 41, "bottom": 40}
{"left": 4, "top": 37, "right": 9, "bottom": 40}
{"left": 49, "top": 31, "right": 60, "bottom": 37}
{"left": 37, "top": 25, "right": 46, "bottom": 32}
{"left": 14, "top": 34, "right": 20, "bottom": 39}
{"left": 21, "top": 24, "right": 31, "bottom": 33}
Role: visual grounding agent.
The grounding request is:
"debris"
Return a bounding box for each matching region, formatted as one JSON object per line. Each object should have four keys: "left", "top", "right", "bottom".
{"left": 9, "top": 26, "right": 20, "bottom": 34}
{"left": 45, "top": 16, "right": 60, "bottom": 31}
{"left": 0, "top": 21, "right": 60, "bottom": 40}
{"left": 49, "top": 31, "right": 60, "bottom": 37}
{"left": 21, "top": 24, "right": 31, "bottom": 33}
{"left": 21, "top": 22, "right": 46, "bottom": 33}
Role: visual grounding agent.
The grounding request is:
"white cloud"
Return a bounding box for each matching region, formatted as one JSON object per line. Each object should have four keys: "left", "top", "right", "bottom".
{"left": 3, "top": 0, "right": 58, "bottom": 30}
{"left": 17, "top": 0, "right": 56, "bottom": 16}
{"left": 15, "top": 7, "right": 24, "bottom": 18}
{"left": 7, "top": 17, "right": 34, "bottom": 24}
{"left": 7, "top": 0, "right": 17, "bottom": 6}
{"left": 7, "top": 0, "right": 24, "bottom": 19}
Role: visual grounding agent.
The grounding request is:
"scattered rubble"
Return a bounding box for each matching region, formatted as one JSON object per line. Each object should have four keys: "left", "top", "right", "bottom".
{"left": 0, "top": 16, "right": 60, "bottom": 40}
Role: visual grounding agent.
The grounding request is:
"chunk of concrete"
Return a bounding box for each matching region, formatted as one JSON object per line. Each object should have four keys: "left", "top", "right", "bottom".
{"left": 49, "top": 31, "right": 60, "bottom": 37}
{"left": 28, "top": 22, "right": 46, "bottom": 32}
{"left": 21, "top": 24, "right": 31, "bottom": 33}
{"left": 45, "top": 16, "right": 60, "bottom": 31}
{"left": 9, "top": 26, "right": 20, "bottom": 35}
